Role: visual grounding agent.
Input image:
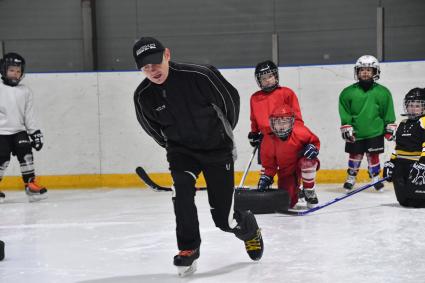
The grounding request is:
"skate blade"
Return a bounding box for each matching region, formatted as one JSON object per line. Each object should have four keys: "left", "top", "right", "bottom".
{"left": 28, "top": 194, "right": 48, "bottom": 203}
{"left": 177, "top": 260, "right": 197, "bottom": 277}
{"left": 306, "top": 203, "right": 318, "bottom": 209}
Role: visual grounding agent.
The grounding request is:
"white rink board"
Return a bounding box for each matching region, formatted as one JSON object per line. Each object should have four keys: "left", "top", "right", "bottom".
{"left": 4, "top": 60, "right": 425, "bottom": 176}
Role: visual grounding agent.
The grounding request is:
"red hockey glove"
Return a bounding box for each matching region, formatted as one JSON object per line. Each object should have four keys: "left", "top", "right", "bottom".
{"left": 384, "top": 124, "right": 397, "bottom": 141}
{"left": 340, "top": 125, "right": 355, "bottom": 143}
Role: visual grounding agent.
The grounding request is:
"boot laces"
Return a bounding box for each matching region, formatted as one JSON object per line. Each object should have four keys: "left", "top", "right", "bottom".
{"left": 178, "top": 249, "right": 197, "bottom": 257}
{"left": 304, "top": 189, "right": 317, "bottom": 199}
{"left": 245, "top": 229, "right": 262, "bottom": 251}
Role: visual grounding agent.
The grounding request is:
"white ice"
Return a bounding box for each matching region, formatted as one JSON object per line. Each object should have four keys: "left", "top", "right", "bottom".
{"left": 1, "top": 184, "right": 425, "bottom": 283}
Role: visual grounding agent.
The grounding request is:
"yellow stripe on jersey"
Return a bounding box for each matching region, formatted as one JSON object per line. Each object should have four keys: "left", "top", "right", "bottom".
{"left": 420, "top": 117, "right": 425, "bottom": 129}
{"left": 396, "top": 150, "right": 422, "bottom": 156}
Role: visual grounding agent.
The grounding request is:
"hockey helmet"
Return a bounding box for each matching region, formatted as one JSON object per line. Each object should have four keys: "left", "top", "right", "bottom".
{"left": 0, "top": 52, "right": 25, "bottom": 86}
{"left": 403, "top": 88, "right": 425, "bottom": 120}
{"left": 269, "top": 104, "right": 295, "bottom": 139}
{"left": 255, "top": 60, "right": 279, "bottom": 93}
{"left": 354, "top": 55, "right": 380, "bottom": 81}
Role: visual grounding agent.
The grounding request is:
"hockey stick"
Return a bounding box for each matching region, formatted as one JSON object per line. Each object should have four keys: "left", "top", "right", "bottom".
{"left": 287, "top": 177, "right": 389, "bottom": 216}
{"left": 236, "top": 145, "right": 259, "bottom": 189}
{"left": 135, "top": 166, "right": 207, "bottom": 192}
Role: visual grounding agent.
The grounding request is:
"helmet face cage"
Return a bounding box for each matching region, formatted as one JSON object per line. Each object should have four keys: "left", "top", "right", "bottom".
{"left": 255, "top": 61, "right": 279, "bottom": 92}
{"left": 403, "top": 88, "right": 425, "bottom": 119}
{"left": 0, "top": 53, "right": 25, "bottom": 86}
{"left": 404, "top": 100, "right": 425, "bottom": 120}
{"left": 354, "top": 55, "right": 380, "bottom": 81}
{"left": 270, "top": 115, "right": 294, "bottom": 139}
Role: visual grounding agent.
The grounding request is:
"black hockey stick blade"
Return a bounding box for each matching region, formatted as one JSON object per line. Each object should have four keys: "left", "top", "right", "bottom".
{"left": 135, "top": 166, "right": 207, "bottom": 192}
{"left": 136, "top": 166, "right": 172, "bottom": 191}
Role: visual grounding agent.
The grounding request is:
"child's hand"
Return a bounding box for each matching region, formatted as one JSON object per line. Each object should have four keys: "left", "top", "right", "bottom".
{"left": 29, "top": 130, "right": 44, "bottom": 151}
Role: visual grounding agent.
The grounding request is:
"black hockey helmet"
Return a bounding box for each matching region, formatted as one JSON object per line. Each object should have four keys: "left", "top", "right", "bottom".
{"left": 255, "top": 60, "right": 279, "bottom": 93}
{"left": 0, "top": 52, "right": 26, "bottom": 86}
{"left": 403, "top": 88, "right": 425, "bottom": 120}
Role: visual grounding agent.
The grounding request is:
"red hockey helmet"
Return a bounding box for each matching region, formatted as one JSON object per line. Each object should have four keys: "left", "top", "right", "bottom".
{"left": 269, "top": 104, "right": 295, "bottom": 139}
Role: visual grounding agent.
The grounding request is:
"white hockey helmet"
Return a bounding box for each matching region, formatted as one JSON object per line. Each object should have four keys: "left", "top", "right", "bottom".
{"left": 354, "top": 55, "right": 380, "bottom": 81}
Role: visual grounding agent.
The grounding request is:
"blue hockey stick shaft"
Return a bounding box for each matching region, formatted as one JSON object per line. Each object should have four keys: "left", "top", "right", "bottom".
{"left": 296, "top": 177, "right": 389, "bottom": 216}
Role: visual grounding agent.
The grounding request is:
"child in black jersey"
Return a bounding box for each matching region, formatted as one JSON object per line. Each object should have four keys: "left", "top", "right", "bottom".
{"left": 384, "top": 87, "right": 425, "bottom": 207}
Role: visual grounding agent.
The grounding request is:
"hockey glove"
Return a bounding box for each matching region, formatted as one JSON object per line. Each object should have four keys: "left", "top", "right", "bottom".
{"left": 248, "top": 132, "right": 263, "bottom": 147}
{"left": 340, "top": 125, "right": 355, "bottom": 143}
{"left": 384, "top": 123, "right": 397, "bottom": 141}
{"left": 257, "top": 174, "right": 273, "bottom": 191}
{"left": 383, "top": 160, "right": 395, "bottom": 182}
{"left": 29, "top": 130, "right": 44, "bottom": 151}
{"left": 408, "top": 162, "right": 425, "bottom": 186}
{"left": 303, "top": 144, "right": 319, "bottom": 159}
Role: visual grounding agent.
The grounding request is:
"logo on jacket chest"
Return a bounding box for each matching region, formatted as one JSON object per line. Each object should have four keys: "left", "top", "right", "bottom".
{"left": 155, "top": 105, "right": 166, "bottom": 111}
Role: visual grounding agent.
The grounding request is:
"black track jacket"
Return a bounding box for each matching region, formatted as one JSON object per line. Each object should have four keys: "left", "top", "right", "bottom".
{"left": 134, "top": 61, "right": 240, "bottom": 159}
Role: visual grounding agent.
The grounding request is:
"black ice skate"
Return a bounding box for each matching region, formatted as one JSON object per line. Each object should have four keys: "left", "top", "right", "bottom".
{"left": 173, "top": 248, "right": 200, "bottom": 277}
{"left": 0, "top": 191, "right": 5, "bottom": 203}
{"left": 244, "top": 228, "right": 264, "bottom": 261}
{"left": 343, "top": 174, "right": 356, "bottom": 193}
{"left": 234, "top": 210, "right": 264, "bottom": 261}
{"left": 371, "top": 175, "right": 384, "bottom": 192}
{"left": 304, "top": 188, "right": 319, "bottom": 209}
{"left": 25, "top": 178, "right": 48, "bottom": 202}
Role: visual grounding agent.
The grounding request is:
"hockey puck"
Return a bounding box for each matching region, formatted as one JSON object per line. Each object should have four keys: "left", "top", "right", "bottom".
{"left": 234, "top": 188, "right": 290, "bottom": 214}
{"left": 0, "top": 240, "right": 4, "bottom": 261}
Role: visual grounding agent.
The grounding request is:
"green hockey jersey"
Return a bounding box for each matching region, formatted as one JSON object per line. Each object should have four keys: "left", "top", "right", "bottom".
{"left": 338, "top": 83, "right": 396, "bottom": 140}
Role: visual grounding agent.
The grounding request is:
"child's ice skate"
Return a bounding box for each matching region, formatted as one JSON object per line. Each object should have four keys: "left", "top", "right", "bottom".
{"left": 371, "top": 174, "right": 384, "bottom": 192}
{"left": 25, "top": 178, "right": 48, "bottom": 202}
{"left": 343, "top": 174, "right": 356, "bottom": 193}
{"left": 304, "top": 187, "right": 319, "bottom": 209}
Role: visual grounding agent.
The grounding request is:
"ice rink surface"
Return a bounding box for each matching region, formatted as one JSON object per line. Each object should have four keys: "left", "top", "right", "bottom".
{"left": 1, "top": 183, "right": 425, "bottom": 283}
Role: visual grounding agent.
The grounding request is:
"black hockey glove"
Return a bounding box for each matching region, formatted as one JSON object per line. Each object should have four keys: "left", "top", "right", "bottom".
{"left": 257, "top": 174, "right": 273, "bottom": 191}
{"left": 248, "top": 132, "right": 263, "bottom": 147}
{"left": 408, "top": 162, "right": 425, "bottom": 186}
{"left": 303, "top": 144, "right": 319, "bottom": 159}
{"left": 383, "top": 160, "right": 395, "bottom": 182}
{"left": 29, "top": 130, "right": 44, "bottom": 151}
{"left": 340, "top": 125, "right": 355, "bottom": 143}
{"left": 384, "top": 124, "right": 397, "bottom": 141}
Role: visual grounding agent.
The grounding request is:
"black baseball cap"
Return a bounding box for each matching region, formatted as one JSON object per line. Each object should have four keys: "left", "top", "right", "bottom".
{"left": 133, "top": 37, "right": 165, "bottom": 69}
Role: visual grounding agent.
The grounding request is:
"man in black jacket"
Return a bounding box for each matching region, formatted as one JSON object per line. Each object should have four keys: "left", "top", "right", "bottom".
{"left": 133, "top": 37, "right": 263, "bottom": 276}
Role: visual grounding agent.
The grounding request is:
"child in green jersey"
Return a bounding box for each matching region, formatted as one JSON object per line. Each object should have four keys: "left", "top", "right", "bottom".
{"left": 338, "top": 55, "right": 396, "bottom": 192}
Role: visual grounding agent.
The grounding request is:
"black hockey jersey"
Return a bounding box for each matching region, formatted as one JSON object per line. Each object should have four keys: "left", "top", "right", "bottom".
{"left": 393, "top": 117, "right": 425, "bottom": 162}
{"left": 134, "top": 61, "right": 240, "bottom": 154}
